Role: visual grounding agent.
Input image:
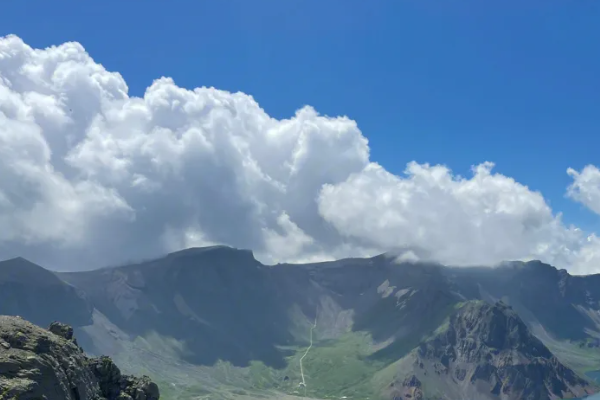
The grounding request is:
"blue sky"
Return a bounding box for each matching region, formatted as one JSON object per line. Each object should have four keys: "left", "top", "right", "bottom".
{"left": 1, "top": 1, "right": 599, "bottom": 232}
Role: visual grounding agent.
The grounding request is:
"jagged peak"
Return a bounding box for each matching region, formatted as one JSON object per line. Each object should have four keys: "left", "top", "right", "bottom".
{"left": 438, "top": 300, "right": 552, "bottom": 358}
{"left": 414, "top": 298, "right": 594, "bottom": 400}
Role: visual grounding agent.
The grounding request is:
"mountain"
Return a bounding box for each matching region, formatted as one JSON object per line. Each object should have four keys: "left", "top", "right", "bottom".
{"left": 1, "top": 247, "right": 600, "bottom": 399}
{"left": 0, "top": 257, "right": 92, "bottom": 328}
{"left": 445, "top": 261, "right": 600, "bottom": 342}
{"left": 0, "top": 315, "right": 159, "bottom": 400}
{"left": 387, "top": 301, "right": 593, "bottom": 400}
{"left": 444, "top": 262, "right": 600, "bottom": 372}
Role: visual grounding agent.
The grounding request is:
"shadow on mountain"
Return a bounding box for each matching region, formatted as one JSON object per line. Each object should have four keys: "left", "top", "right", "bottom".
{"left": 60, "top": 247, "right": 300, "bottom": 368}
{"left": 288, "top": 254, "right": 463, "bottom": 362}
{"left": 0, "top": 257, "right": 92, "bottom": 328}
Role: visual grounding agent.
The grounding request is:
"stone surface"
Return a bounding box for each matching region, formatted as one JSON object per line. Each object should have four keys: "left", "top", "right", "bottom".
{"left": 89, "top": 356, "right": 159, "bottom": 400}
{"left": 0, "top": 315, "right": 159, "bottom": 400}
{"left": 389, "top": 375, "right": 424, "bottom": 400}
{"left": 406, "top": 301, "right": 596, "bottom": 400}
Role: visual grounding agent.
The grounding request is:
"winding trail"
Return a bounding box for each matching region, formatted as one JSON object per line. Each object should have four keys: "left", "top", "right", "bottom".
{"left": 299, "top": 310, "right": 318, "bottom": 387}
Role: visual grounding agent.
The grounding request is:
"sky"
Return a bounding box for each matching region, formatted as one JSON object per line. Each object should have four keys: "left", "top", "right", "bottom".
{"left": 1, "top": 1, "right": 600, "bottom": 273}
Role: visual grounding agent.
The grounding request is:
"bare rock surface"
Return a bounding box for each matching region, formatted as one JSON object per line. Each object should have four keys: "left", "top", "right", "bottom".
{"left": 392, "top": 301, "right": 596, "bottom": 400}
{"left": 0, "top": 315, "right": 159, "bottom": 400}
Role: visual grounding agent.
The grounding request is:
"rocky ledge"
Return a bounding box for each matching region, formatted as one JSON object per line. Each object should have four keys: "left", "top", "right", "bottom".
{"left": 0, "top": 315, "right": 159, "bottom": 400}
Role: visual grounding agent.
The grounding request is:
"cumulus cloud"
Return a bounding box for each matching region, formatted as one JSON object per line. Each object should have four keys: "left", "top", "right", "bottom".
{"left": 0, "top": 34, "right": 599, "bottom": 274}
{"left": 319, "top": 162, "right": 600, "bottom": 274}
{"left": 567, "top": 165, "right": 600, "bottom": 216}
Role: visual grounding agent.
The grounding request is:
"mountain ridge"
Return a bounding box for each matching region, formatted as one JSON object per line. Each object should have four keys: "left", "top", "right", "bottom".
{"left": 2, "top": 246, "right": 600, "bottom": 399}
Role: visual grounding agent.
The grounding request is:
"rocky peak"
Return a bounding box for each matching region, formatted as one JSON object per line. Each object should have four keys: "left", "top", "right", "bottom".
{"left": 89, "top": 356, "right": 159, "bottom": 400}
{"left": 0, "top": 315, "right": 159, "bottom": 400}
{"left": 48, "top": 320, "right": 82, "bottom": 350}
{"left": 448, "top": 300, "right": 551, "bottom": 358}
{"left": 48, "top": 321, "right": 75, "bottom": 341}
{"left": 414, "top": 301, "right": 594, "bottom": 400}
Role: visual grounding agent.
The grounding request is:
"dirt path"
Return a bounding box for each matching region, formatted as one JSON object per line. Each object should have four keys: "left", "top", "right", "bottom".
{"left": 299, "top": 311, "right": 318, "bottom": 387}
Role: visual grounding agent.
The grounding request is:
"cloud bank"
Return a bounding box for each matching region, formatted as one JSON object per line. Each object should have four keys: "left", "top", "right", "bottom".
{"left": 1, "top": 35, "right": 599, "bottom": 273}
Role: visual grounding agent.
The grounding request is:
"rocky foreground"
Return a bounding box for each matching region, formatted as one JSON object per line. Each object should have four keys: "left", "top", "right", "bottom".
{"left": 0, "top": 315, "right": 159, "bottom": 400}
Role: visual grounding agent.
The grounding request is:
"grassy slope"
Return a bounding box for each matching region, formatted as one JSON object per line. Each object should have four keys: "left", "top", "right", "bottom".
{"left": 530, "top": 321, "right": 600, "bottom": 377}
{"left": 283, "top": 332, "right": 386, "bottom": 399}
{"left": 550, "top": 341, "right": 600, "bottom": 375}
{"left": 106, "top": 294, "right": 465, "bottom": 400}
{"left": 116, "top": 315, "right": 459, "bottom": 400}
{"left": 114, "top": 299, "right": 600, "bottom": 400}
{"left": 114, "top": 329, "right": 389, "bottom": 399}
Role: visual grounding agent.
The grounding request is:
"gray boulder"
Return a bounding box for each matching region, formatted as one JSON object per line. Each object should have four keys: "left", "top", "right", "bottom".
{"left": 88, "top": 356, "right": 159, "bottom": 400}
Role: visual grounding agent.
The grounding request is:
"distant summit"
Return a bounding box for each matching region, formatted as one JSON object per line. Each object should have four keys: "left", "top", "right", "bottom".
{"left": 0, "top": 257, "right": 59, "bottom": 285}
{"left": 166, "top": 245, "right": 257, "bottom": 262}
{"left": 0, "top": 258, "right": 92, "bottom": 328}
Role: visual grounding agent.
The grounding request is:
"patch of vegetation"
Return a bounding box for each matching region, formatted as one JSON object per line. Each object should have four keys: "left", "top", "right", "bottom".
{"left": 179, "top": 384, "right": 212, "bottom": 398}
{"left": 286, "top": 332, "right": 385, "bottom": 399}
{"left": 545, "top": 339, "right": 600, "bottom": 375}
{"left": 189, "top": 331, "right": 392, "bottom": 399}
{"left": 247, "top": 361, "right": 279, "bottom": 389}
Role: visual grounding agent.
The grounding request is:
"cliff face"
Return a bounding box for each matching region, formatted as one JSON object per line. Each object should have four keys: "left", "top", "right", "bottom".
{"left": 0, "top": 316, "right": 159, "bottom": 400}
{"left": 392, "top": 301, "right": 595, "bottom": 400}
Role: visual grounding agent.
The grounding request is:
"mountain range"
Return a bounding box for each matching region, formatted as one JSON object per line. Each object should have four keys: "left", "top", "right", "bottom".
{"left": 1, "top": 246, "right": 600, "bottom": 400}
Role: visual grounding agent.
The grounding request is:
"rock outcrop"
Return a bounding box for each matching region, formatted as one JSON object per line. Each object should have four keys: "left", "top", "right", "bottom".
{"left": 389, "top": 375, "right": 424, "bottom": 400}
{"left": 88, "top": 356, "right": 159, "bottom": 400}
{"left": 0, "top": 315, "right": 159, "bottom": 400}
{"left": 398, "top": 301, "right": 596, "bottom": 400}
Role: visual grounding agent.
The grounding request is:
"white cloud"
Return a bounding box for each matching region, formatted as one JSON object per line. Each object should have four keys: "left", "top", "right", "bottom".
{"left": 262, "top": 212, "right": 315, "bottom": 263}
{"left": 567, "top": 165, "right": 600, "bottom": 216}
{"left": 318, "top": 162, "right": 600, "bottom": 272}
{"left": 0, "top": 34, "right": 599, "bottom": 274}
